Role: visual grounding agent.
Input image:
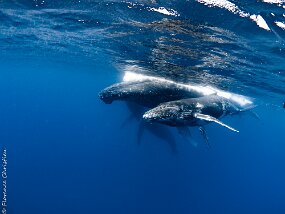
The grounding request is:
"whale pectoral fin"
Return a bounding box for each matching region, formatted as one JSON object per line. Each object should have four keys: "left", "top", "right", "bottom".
{"left": 248, "top": 110, "right": 260, "bottom": 121}
{"left": 177, "top": 127, "right": 191, "bottom": 137}
{"left": 239, "top": 105, "right": 257, "bottom": 112}
{"left": 120, "top": 114, "right": 136, "bottom": 129}
{"left": 137, "top": 122, "right": 145, "bottom": 146}
{"left": 237, "top": 105, "right": 260, "bottom": 121}
{"left": 199, "top": 127, "right": 210, "bottom": 149}
{"left": 177, "top": 127, "right": 198, "bottom": 147}
{"left": 194, "top": 113, "right": 239, "bottom": 133}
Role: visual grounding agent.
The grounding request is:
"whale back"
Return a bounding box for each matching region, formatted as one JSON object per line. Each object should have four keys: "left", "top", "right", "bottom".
{"left": 179, "top": 95, "right": 239, "bottom": 118}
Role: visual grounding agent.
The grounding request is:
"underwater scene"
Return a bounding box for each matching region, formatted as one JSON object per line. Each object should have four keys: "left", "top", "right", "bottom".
{"left": 0, "top": 0, "right": 285, "bottom": 213}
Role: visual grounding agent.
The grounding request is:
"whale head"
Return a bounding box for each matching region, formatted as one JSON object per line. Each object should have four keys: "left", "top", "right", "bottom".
{"left": 98, "top": 87, "right": 116, "bottom": 104}
{"left": 98, "top": 80, "right": 154, "bottom": 105}
{"left": 98, "top": 82, "right": 133, "bottom": 104}
{"left": 143, "top": 102, "right": 194, "bottom": 126}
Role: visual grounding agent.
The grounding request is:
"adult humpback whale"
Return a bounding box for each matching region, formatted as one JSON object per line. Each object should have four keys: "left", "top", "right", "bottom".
{"left": 99, "top": 71, "right": 253, "bottom": 109}
{"left": 98, "top": 79, "right": 205, "bottom": 108}
{"left": 143, "top": 95, "right": 255, "bottom": 132}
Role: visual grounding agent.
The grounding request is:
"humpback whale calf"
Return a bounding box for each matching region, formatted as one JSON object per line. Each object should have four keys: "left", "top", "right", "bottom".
{"left": 143, "top": 95, "right": 255, "bottom": 132}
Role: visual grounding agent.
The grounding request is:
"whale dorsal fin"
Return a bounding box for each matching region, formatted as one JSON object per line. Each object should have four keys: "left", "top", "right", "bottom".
{"left": 194, "top": 113, "right": 239, "bottom": 133}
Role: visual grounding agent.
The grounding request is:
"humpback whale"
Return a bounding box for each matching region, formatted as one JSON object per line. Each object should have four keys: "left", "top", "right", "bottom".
{"left": 143, "top": 95, "right": 255, "bottom": 132}
{"left": 99, "top": 72, "right": 253, "bottom": 109}
{"left": 98, "top": 79, "right": 205, "bottom": 108}
{"left": 99, "top": 72, "right": 254, "bottom": 145}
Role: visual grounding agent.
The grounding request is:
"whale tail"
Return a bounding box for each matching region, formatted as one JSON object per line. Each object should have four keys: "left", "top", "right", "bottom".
{"left": 194, "top": 113, "right": 239, "bottom": 133}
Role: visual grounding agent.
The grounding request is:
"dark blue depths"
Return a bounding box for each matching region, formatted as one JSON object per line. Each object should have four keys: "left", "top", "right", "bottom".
{"left": 0, "top": 58, "right": 283, "bottom": 214}
{"left": 0, "top": 0, "right": 285, "bottom": 214}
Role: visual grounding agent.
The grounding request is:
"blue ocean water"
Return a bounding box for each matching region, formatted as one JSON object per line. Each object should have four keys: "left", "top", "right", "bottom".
{"left": 0, "top": 0, "right": 285, "bottom": 213}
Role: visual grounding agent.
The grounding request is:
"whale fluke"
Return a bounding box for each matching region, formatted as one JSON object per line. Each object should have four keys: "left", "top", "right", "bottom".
{"left": 194, "top": 113, "right": 239, "bottom": 133}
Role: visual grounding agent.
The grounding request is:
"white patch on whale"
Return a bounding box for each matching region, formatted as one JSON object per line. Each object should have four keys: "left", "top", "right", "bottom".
{"left": 196, "top": 103, "right": 204, "bottom": 108}
{"left": 194, "top": 113, "right": 239, "bottom": 132}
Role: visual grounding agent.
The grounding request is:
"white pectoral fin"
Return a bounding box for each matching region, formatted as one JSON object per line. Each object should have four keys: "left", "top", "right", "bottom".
{"left": 194, "top": 113, "right": 239, "bottom": 133}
